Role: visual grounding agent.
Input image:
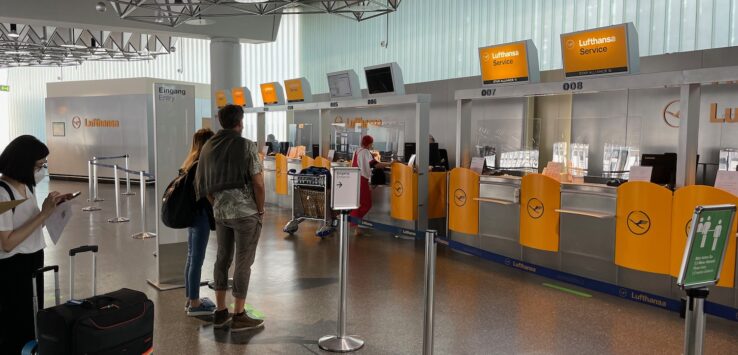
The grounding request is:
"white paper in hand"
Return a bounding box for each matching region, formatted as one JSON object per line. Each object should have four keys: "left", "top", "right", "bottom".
{"left": 45, "top": 201, "right": 72, "bottom": 244}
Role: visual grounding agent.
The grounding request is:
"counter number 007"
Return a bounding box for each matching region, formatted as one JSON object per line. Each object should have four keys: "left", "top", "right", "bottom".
{"left": 481, "top": 88, "right": 496, "bottom": 97}
{"left": 563, "top": 82, "right": 583, "bottom": 91}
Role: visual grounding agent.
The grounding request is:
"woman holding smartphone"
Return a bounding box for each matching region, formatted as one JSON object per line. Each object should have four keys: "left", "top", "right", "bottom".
{"left": 0, "top": 135, "right": 70, "bottom": 353}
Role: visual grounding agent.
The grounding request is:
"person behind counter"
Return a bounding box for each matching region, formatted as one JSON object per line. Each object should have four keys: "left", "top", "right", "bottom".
{"left": 350, "top": 135, "right": 393, "bottom": 235}
{"left": 0, "top": 135, "right": 72, "bottom": 353}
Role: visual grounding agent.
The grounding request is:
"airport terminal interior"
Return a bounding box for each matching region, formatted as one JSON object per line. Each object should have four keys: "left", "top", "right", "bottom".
{"left": 3, "top": 1, "right": 738, "bottom": 354}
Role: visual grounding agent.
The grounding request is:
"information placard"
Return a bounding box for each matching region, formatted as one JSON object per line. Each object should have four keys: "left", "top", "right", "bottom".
{"left": 629, "top": 166, "right": 653, "bottom": 182}
{"left": 215, "top": 89, "right": 229, "bottom": 108}
{"left": 560, "top": 23, "right": 639, "bottom": 78}
{"left": 677, "top": 204, "right": 737, "bottom": 289}
{"left": 231, "top": 87, "right": 253, "bottom": 108}
{"left": 260, "top": 82, "right": 285, "bottom": 106}
{"left": 479, "top": 40, "right": 539, "bottom": 85}
{"left": 331, "top": 167, "right": 360, "bottom": 210}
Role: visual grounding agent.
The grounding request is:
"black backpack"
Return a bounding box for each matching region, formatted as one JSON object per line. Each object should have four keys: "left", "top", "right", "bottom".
{"left": 161, "top": 164, "right": 197, "bottom": 229}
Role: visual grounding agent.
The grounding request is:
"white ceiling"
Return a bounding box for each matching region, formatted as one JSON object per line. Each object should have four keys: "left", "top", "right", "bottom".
{"left": 0, "top": 0, "right": 281, "bottom": 43}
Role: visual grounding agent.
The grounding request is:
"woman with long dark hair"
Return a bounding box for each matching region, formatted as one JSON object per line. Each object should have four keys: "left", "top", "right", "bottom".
{"left": 182, "top": 128, "right": 217, "bottom": 316}
{"left": 0, "top": 135, "right": 69, "bottom": 353}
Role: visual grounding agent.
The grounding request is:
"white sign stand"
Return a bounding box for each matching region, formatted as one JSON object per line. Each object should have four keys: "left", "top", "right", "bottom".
{"left": 320, "top": 167, "right": 364, "bottom": 353}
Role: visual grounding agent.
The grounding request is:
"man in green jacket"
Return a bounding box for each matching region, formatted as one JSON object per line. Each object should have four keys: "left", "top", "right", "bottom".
{"left": 195, "top": 104, "right": 266, "bottom": 332}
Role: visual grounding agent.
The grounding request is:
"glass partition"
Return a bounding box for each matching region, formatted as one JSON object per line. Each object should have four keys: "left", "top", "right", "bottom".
{"left": 287, "top": 123, "right": 314, "bottom": 157}
{"left": 330, "top": 121, "right": 405, "bottom": 163}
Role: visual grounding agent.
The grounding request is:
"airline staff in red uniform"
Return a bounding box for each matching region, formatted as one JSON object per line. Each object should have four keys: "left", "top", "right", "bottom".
{"left": 349, "top": 135, "right": 390, "bottom": 233}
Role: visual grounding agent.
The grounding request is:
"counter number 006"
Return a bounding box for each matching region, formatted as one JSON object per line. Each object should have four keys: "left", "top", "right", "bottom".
{"left": 563, "top": 82, "right": 583, "bottom": 91}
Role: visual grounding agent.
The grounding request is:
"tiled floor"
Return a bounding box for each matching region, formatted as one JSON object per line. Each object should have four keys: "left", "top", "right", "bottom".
{"left": 33, "top": 179, "right": 738, "bottom": 354}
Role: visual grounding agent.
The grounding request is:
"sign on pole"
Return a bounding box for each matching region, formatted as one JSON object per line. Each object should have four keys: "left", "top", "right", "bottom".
{"left": 331, "top": 167, "right": 360, "bottom": 210}
{"left": 0, "top": 85, "right": 9, "bottom": 92}
{"left": 677, "top": 204, "right": 737, "bottom": 289}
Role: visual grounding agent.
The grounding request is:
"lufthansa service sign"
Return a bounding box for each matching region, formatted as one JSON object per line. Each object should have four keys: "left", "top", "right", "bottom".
{"left": 561, "top": 23, "right": 639, "bottom": 78}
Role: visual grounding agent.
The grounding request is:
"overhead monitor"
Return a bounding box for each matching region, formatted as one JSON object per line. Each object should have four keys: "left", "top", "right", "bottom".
{"left": 479, "top": 40, "right": 540, "bottom": 85}
{"left": 284, "top": 77, "right": 312, "bottom": 103}
{"left": 560, "top": 22, "right": 640, "bottom": 78}
{"left": 327, "top": 70, "right": 362, "bottom": 100}
{"left": 231, "top": 87, "right": 253, "bottom": 108}
{"left": 215, "top": 89, "right": 231, "bottom": 108}
{"left": 260, "top": 82, "right": 285, "bottom": 106}
{"left": 364, "top": 62, "right": 405, "bottom": 97}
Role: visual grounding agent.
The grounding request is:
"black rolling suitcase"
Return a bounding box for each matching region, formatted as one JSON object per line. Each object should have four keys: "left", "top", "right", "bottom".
{"left": 35, "top": 245, "right": 155, "bottom": 355}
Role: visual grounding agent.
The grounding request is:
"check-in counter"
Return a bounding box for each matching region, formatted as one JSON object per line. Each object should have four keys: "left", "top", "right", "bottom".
{"left": 477, "top": 176, "right": 522, "bottom": 259}
{"left": 558, "top": 183, "right": 617, "bottom": 283}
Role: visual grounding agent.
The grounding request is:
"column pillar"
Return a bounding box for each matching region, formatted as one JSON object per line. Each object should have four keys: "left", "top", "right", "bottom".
{"left": 676, "top": 83, "right": 701, "bottom": 188}
{"left": 210, "top": 37, "right": 242, "bottom": 131}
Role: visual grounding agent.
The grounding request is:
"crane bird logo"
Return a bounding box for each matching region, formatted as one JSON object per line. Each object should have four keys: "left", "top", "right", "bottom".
{"left": 627, "top": 211, "right": 651, "bottom": 235}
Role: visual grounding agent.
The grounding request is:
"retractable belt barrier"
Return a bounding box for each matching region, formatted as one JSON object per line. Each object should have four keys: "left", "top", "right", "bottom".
{"left": 82, "top": 161, "right": 156, "bottom": 239}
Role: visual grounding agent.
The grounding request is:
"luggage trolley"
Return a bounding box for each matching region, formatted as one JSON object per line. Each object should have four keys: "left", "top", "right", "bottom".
{"left": 283, "top": 168, "right": 335, "bottom": 237}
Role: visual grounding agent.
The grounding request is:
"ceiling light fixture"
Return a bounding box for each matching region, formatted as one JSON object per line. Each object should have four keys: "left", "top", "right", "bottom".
{"left": 8, "top": 24, "right": 20, "bottom": 38}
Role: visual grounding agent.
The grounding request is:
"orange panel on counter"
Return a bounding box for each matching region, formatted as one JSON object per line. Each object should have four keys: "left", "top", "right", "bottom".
{"left": 519, "top": 174, "right": 560, "bottom": 252}
{"left": 301, "top": 156, "right": 314, "bottom": 170}
{"left": 449, "top": 168, "right": 479, "bottom": 235}
{"left": 390, "top": 163, "right": 418, "bottom": 221}
{"left": 615, "top": 182, "right": 673, "bottom": 274}
{"left": 313, "top": 157, "right": 331, "bottom": 169}
{"left": 275, "top": 154, "right": 288, "bottom": 195}
{"left": 670, "top": 186, "right": 738, "bottom": 287}
{"left": 215, "top": 90, "right": 228, "bottom": 108}
{"left": 428, "top": 172, "right": 447, "bottom": 219}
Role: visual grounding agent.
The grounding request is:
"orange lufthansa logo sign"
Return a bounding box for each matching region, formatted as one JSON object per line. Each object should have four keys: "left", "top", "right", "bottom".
{"left": 453, "top": 189, "right": 467, "bottom": 207}
{"left": 561, "top": 24, "right": 630, "bottom": 77}
{"left": 663, "top": 99, "right": 680, "bottom": 128}
{"left": 72, "top": 116, "right": 119, "bottom": 128}
{"left": 479, "top": 41, "right": 530, "bottom": 84}
{"left": 72, "top": 116, "right": 81, "bottom": 129}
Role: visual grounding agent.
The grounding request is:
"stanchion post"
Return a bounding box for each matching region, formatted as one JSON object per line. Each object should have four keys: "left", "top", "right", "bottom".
{"left": 122, "top": 155, "right": 135, "bottom": 196}
{"left": 92, "top": 158, "right": 103, "bottom": 202}
{"left": 107, "top": 165, "right": 130, "bottom": 223}
{"left": 684, "top": 288, "right": 708, "bottom": 355}
{"left": 82, "top": 160, "right": 101, "bottom": 212}
{"left": 132, "top": 171, "right": 156, "bottom": 239}
{"left": 423, "top": 230, "right": 437, "bottom": 355}
{"left": 318, "top": 211, "right": 364, "bottom": 352}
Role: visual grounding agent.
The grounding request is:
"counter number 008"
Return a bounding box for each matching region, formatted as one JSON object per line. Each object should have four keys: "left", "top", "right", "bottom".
{"left": 563, "top": 82, "right": 583, "bottom": 91}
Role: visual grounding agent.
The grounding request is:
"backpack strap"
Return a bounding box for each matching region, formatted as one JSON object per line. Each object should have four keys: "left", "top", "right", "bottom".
{"left": 0, "top": 180, "right": 16, "bottom": 213}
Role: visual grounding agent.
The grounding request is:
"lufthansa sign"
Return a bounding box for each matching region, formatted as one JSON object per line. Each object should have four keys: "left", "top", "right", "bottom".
{"left": 561, "top": 23, "right": 639, "bottom": 78}
{"left": 479, "top": 40, "right": 540, "bottom": 85}
{"left": 72, "top": 116, "right": 119, "bottom": 128}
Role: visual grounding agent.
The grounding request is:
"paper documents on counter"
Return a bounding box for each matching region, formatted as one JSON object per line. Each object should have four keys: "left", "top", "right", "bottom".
{"left": 0, "top": 199, "right": 27, "bottom": 215}
{"left": 45, "top": 201, "right": 72, "bottom": 245}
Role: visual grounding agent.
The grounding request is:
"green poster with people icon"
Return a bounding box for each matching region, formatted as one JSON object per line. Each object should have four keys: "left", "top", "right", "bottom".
{"left": 678, "top": 205, "right": 737, "bottom": 289}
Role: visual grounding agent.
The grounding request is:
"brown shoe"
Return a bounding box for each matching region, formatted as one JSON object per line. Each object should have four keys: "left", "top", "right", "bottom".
{"left": 213, "top": 308, "right": 231, "bottom": 328}
{"left": 231, "top": 312, "right": 264, "bottom": 332}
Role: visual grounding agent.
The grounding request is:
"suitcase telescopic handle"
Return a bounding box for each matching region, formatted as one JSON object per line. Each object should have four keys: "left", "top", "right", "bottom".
{"left": 32, "top": 265, "right": 61, "bottom": 340}
{"left": 69, "top": 245, "right": 99, "bottom": 256}
{"left": 69, "top": 245, "right": 98, "bottom": 300}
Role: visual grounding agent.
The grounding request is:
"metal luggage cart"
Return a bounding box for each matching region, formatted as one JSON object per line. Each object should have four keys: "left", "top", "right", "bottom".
{"left": 283, "top": 172, "right": 335, "bottom": 237}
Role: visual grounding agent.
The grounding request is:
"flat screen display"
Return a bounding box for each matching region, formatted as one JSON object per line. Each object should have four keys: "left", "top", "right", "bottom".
{"left": 366, "top": 66, "right": 395, "bottom": 94}
{"left": 328, "top": 73, "right": 354, "bottom": 98}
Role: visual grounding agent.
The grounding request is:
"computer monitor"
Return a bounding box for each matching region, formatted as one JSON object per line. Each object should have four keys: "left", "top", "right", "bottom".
{"left": 279, "top": 142, "right": 291, "bottom": 155}
{"left": 403, "top": 143, "right": 416, "bottom": 163}
{"left": 429, "top": 143, "right": 441, "bottom": 167}
{"left": 640, "top": 153, "right": 677, "bottom": 186}
{"left": 327, "top": 70, "right": 362, "bottom": 100}
{"left": 364, "top": 62, "right": 405, "bottom": 97}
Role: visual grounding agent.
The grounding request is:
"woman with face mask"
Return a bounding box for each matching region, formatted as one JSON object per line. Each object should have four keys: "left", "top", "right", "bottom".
{"left": 0, "top": 135, "right": 71, "bottom": 353}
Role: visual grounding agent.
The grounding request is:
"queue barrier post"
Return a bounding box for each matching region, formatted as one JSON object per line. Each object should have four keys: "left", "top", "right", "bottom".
{"left": 92, "top": 158, "right": 103, "bottom": 202}
{"left": 122, "top": 155, "right": 135, "bottom": 196}
{"left": 132, "top": 171, "right": 156, "bottom": 239}
{"left": 423, "top": 230, "right": 437, "bottom": 355}
{"left": 318, "top": 211, "right": 364, "bottom": 352}
{"left": 107, "top": 165, "right": 130, "bottom": 224}
{"left": 684, "top": 288, "right": 709, "bottom": 355}
{"left": 82, "top": 160, "right": 101, "bottom": 212}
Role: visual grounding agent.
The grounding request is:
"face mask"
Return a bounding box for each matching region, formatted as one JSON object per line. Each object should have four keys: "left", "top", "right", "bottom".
{"left": 34, "top": 168, "right": 46, "bottom": 184}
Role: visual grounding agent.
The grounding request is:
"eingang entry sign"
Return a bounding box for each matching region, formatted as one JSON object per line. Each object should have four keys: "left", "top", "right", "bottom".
{"left": 331, "top": 167, "right": 360, "bottom": 211}
{"left": 678, "top": 205, "right": 737, "bottom": 289}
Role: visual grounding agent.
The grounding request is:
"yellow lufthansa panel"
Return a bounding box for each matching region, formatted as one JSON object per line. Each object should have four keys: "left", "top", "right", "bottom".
{"left": 275, "top": 154, "right": 288, "bottom": 195}
{"left": 520, "top": 174, "right": 560, "bottom": 252}
{"left": 390, "top": 163, "right": 418, "bottom": 221}
{"left": 313, "top": 157, "right": 331, "bottom": 169}
{"left": 615, "top": 182, "right": 673, "bottom": 274}
{"left": 449, "top": 168, "right": 479, "bottom": 235}
{"left": 428, "top": 172, "right": 448, "bottom": 219}
{"left": 670, "top": 186, "right": 738, "bottom": 287}
{"left": 215, "top": 89, "right": 228, "bottom": 108}
{"left": 301, "top": 156, "right": 314, "bottom": 170}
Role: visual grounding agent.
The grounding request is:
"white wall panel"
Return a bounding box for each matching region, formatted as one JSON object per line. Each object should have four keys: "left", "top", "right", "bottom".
{"left": 300, "top": 0, "right": 738, "bottom": 93}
